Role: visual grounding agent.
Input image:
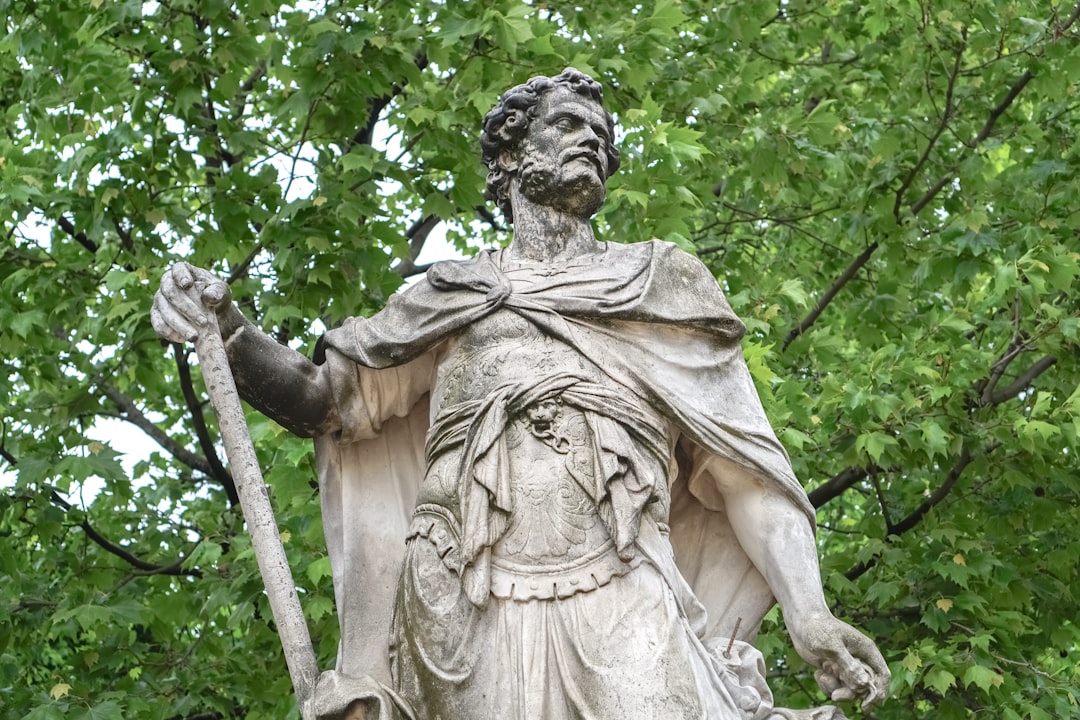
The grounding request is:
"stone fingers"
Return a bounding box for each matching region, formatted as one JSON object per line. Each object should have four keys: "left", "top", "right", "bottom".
{"left": 814, "top": 663, "right": 843, "bottom": 699}
{"left": 151, "top": 291, "right": 197, "bottom": 343}
{"left": 201, "top": 278, "right": 230, "bottom": 310}
{"left": 838, "top": 651, "right": 872, "bottom": 700}
{"left": 153, "top": 263, "right": 227, "bottom": 343}
{"left": 823, "top": 639, "right": 889, "bottom": 710}
{"left": 860, "top": 659, "right": 891, "bottom": 711}
{"left": 844, "top": 630, "right": 890, "bottom": 710}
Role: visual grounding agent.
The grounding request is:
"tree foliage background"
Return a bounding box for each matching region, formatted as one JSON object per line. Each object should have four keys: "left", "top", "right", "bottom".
{"left": 2, "top": 1, "right": 1078, "bottom": 718}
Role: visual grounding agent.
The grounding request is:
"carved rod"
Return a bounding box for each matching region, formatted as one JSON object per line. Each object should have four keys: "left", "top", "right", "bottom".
{"left": 194, "top": 314, "right": 319, "bottom": 719}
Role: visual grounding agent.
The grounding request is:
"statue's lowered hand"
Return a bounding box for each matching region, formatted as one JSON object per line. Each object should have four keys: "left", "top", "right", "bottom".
{"left": 152, "top": 262, "right": 233, "bottom": 344}
{"left": 793, "top": 613, "right": 891, "bottom": 711}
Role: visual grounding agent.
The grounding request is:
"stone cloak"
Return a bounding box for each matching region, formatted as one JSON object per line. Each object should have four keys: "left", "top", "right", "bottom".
{"left": 311, "top": 240, "right": 816, "bottom": 701}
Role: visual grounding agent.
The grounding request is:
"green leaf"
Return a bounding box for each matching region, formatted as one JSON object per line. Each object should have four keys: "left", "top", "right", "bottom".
{"left": 21, "top": 705, "right": 68, "bottom": 720}
{"left": 855, "top": 431, "right": 897, "bottom": 464}
{"left": 648, "top": 0, "right": 689, "bottom": 37}
{"left": 962, "top": 664, "right": 1003, "bottom": 693}
{"left": 306, "top": 556, "right": 332, "bottom": 585}
{"left": 74, "top": 701, "right": 123, "bottom": 720}
{"left": 919, "top": 420, "right": 950, "bottom": 460}
{"left": 924, "top": 666, "right": 957, "bottom": 695}
{"left": 743, "top": 341, "right": 778, "bottom": 388}
{"left": 901, "top": 650, "right": 923, "bottom": 673}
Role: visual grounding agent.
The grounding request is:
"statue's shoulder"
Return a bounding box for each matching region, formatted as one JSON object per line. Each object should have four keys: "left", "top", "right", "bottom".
{"left": 410, "top": 249, "right": 501, "bottom": 292}
{"left": 603, "top": 239, "right": 720, "bottom": 287}
{"left": 602, "top": 238, "right": 703, "bottom": 262}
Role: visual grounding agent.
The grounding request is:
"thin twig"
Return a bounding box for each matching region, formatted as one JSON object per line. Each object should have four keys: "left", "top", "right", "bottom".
{"left": 869, "top": 468, "right": 895, "bottom": 534}
{"left": 100, "top": 384, "right": 215, "bottom": 477}
{"left": 49, "top": 491, "right": 202, "bottom": 577}
{"left": 783, "top": 242, "right": 878, "bottom": 351}
{"left": 786, "top": 41, "right": 1039, "bottom": 347}
{"left": 174, "top": 345, "right": 239, "bottom": 506}
{"left": 893, "top": 39, "right": 966, "bottom": 221}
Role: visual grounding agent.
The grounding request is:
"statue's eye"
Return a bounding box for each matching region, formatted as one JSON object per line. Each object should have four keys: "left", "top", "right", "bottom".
{"left": 554, "top": 117, "right": 575, "bottom": 130}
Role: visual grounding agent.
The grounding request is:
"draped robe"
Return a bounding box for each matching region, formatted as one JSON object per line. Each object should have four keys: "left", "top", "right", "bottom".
{"left": 310, "top": 240, "right": 820, "bottom": 719}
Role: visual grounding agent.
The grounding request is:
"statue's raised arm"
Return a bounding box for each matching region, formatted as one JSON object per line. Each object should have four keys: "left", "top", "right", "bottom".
{"left": 152, "top": 262, "right": 338, "bottom": 438}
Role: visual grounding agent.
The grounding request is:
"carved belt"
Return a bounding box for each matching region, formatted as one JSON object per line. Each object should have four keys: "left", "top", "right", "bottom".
{"left": 406, "top": 504, "right": 643, "bottom": 602}
{"left": 487, "top": 540, "right": 642, "bottom": 601}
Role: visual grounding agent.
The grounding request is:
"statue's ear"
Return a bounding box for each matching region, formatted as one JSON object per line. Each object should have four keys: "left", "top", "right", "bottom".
{"left": 497, "top": 148, "right": 519, "bottom": 173}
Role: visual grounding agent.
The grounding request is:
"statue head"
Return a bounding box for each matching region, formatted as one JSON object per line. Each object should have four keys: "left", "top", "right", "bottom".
{"left": 481, "top": 68, "right": 621, "bottom": 223}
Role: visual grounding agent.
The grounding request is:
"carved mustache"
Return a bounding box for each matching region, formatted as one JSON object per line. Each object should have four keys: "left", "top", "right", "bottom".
{"left": 561, "top": 149, "right": 605, "bottom": 177}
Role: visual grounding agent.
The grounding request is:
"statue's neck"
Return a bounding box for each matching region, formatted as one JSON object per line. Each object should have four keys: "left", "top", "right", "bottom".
{"left": 506, "top": 192, "right": 601, "bottom": 264}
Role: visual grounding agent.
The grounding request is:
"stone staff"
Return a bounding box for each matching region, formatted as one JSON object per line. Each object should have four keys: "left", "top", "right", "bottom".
{"left": 192, "top": 296, "right": 319, "bottom": 719}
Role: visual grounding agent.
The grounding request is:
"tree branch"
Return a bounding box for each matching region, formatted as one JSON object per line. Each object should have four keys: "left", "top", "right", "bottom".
{"left": 889, "top": 447, "right": 974, "bottom": 536}
{"left": 716, "top": 200, "right": 842, "bottom": 224}
{"left": 199, "top": 73, "right": 231, "bottom": 187}
{"left": 808, "top": 466, "right": 869, "bottom": 508}
{"left": 908, "top": 69, "right": 1035, "bottom": 215}
{"left": 173, "top": 345, "right": 239, "bottom": 507}
{"left": 109, "top": 212, "right": 134, "bottom": 252}
{"left": 869, "top": 468, "right": 896, "bottom": 533}
{"left": 346, "top": 53, "right": 429, "bottom": 150}
{"left": 350, "top": 94, "right": 394, "bottom": 150}
{"left": 230, "top": 61, "right": 267, "bottom": 122}
{"left": 988, "top": 355, "right": 1057, "bottom": 405}
{"left": 226, "top": 242, "right": 264, "bottom": 285}
{"left": 475, "top": 204, "right": 503, "bottom": 233}
{"left": 970, "top": 70, "right": 1033, "bottom": 146}
{"left": 1059, "top": 2, "right": 1080, "bottom": 33}
{"left": 783, "top": 241, "right": 878, "bottom": 351}
{"left": 812, "top": 335, "right": 1055, "bottom": 516}
{"left": 0, "top": 444, "right": 17, "bottom": 466}
{"left": 977, "top": 333, "right": 1028, "bottom": 405}
{"left": 57, "top": 216, "right": 99, "bottom": 254}
{"left": 49, "top": 491, "right": 202, "bottom": 577}
{"left": 785, "top": 61, "right": 1038, "bottom": 349}
{"left": 846, "top": 447, "right": 978, "bottom": 580}
{"left": 393, "top": 213, "right": 441, "bottom": 277}
{"left": 893, "top": 40, "right": 965, "bottom": 221}
{"left": 55, "top": 214, "right": 136, "bottom": 271}
{"left": 100, "top": 384, "right": 215, "bottom": 477}
{"left": 908, "top": 174, "right": 955, "bottom": 217}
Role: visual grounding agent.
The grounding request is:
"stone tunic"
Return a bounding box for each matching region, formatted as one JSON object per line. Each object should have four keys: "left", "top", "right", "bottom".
{"left": 386, "top": 263, "right": 754, "bottom": 719}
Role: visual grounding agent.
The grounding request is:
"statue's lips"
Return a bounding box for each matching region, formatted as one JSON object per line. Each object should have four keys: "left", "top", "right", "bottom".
{"left": 563, "top": 151, "right": 604, "bottom": 177}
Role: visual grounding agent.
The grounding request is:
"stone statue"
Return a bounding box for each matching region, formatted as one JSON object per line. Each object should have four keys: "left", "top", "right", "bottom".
{"left": 153, "top": 69, "right": 889, "bottom": 719}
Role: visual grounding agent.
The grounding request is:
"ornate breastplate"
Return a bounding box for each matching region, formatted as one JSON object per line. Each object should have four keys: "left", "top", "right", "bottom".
{"left": 411, "top": 309, "right": 655, "bottom": 600}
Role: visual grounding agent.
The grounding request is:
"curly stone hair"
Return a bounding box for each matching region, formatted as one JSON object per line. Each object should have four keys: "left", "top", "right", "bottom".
{"left": 480, "top": 68, "right": 621, "bottom": 223}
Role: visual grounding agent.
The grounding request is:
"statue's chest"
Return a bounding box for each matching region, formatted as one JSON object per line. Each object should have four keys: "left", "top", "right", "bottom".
{"left": 456, "top": 307, "right": 538, "bottom": 350}
{"left": 432, "top": 310, "right": 599, "bottom": 407}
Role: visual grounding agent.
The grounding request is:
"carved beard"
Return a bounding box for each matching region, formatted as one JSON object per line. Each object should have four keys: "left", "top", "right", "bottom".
{"left": 518, "top": 154, "right": 559, "bottom": 202}
{"left": 518, "top": 153, "right": 605, "bottom": 217}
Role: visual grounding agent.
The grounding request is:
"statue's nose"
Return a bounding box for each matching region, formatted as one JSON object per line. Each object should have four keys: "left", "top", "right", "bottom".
{"left": 579, "top": 127, "right": 600, "bottom": 151}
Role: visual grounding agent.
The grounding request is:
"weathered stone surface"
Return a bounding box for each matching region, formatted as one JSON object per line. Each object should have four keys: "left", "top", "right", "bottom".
{"left": 154, "top": 68, "right": 889, "bottom": 719}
